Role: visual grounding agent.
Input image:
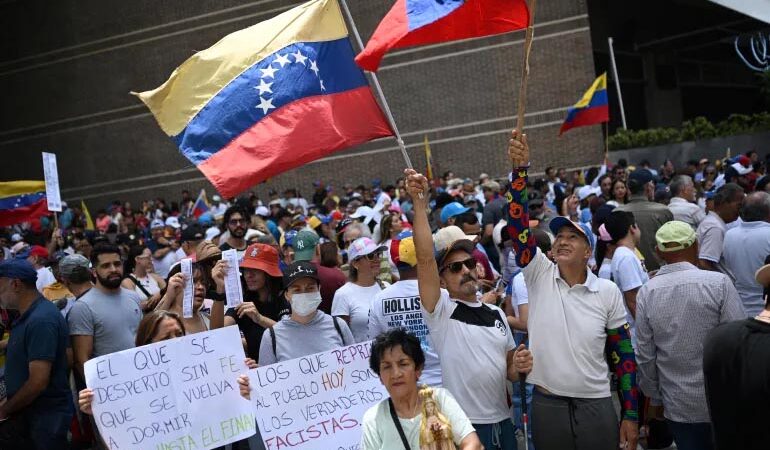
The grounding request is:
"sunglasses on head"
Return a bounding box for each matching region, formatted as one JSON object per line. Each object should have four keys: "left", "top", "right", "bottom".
{"left": 441, "top": 258, "right": 476, "bottom": 274}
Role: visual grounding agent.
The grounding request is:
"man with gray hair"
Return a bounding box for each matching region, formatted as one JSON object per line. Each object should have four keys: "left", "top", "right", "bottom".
{"left": 667, "top": 175, "right": 706, "bottom": 228}
{"left": 56, "top": 254, "right": 93, "bottom": 318}
{"left": 723, "top": 191, "right": 770, "bottom": 316}
{"left": 697, "top": 183, "right": 744, "bottom": 274}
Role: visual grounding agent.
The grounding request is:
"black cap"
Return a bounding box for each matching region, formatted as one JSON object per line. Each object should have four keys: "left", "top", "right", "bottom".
{"left": 181, "top": 224, "right": 205, "bottom": 242}
{"left": 628, "top": 169, "right": 654, "bottom": 186}
{"left": 283, "top": 261, "right": 319, "bottom": 288}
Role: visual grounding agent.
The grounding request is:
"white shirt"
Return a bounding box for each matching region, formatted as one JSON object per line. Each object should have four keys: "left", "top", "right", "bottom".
{"left": 152, "top": 251, "right": 179, "bottom": 279}
{"left": 667, "top": 197, "right": 706, "bottom": 228}
{"left": 422, "top": 291, "right": 515, "bottom": 424}
{"left": 523, "top": 249, "right": 626, "bottom": 398}
{"left": 610, "top": 246, "right": 649, "bottom": 348}
{"left": 510, "top": 272, "right": 528, "bottom": 317}
{"left": 331, "top": 281, "right": 388, "bottom": 343}
{"left": 598, "top": 258, "right": 613, "bottom": 280}
{"left": 360, "top": 387, "right": 475, "bottom": 450}
{"left": 368, "top": 280, "right": 442, "bottom": 387}
{"left": 35, "top": 267, "right": 57, "bottom": 292}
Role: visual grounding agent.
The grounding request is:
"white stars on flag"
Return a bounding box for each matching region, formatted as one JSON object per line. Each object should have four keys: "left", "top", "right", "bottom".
{"left": 253, "top": 46, "right": 325, "bottom": 116}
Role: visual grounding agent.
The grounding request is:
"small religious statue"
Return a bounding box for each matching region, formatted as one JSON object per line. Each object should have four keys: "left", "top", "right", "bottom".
{"left": 419, "top": 386, "right": 456, "bottom": 450}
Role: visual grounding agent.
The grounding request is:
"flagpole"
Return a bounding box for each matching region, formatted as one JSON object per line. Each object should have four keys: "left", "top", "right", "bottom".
{"left": 338, "top": 0, "right": 414, "bottom": 171}
{"left": 516, "top": 0, "right": 537, "bottom": 133}
{"left": 608, "top": 37, "right": 627, "bottom": 130}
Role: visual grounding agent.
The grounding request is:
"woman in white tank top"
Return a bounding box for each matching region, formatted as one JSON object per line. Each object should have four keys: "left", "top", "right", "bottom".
{"left": 121, "top": 244, "right": 167, "bottom": 311}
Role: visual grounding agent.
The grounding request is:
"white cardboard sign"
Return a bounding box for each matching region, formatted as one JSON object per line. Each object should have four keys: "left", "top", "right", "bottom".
{"left": 42, "top": 152, "right": 62, "bottom": 212}
{"left": 249, "top": 341, "right": 388, "bottom": 450}
{"left": 84, "top": 326, "right": 255, "bottom": 450}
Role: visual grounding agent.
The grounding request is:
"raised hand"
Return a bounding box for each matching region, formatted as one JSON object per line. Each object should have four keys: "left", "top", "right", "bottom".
{"left": 403, "top": 169, "right": 430, "bottom": 203}
{"left": 508, "top": 129, "right": 529, "bottom": 167}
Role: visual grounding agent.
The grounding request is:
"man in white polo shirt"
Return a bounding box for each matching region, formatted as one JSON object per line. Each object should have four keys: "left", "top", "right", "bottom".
{"left": 505, "top": 129, "right": 639, "bottom": 450}
{"left": 405, "top": 170, "right": 533, "bottom": 450}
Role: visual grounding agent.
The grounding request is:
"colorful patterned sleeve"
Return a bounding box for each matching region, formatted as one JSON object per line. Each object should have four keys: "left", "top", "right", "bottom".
{"left": 606, "top": 323, "right": 639, "bottom": 422}
{"left": 505, "top": 167, "right": 537, "bottom": 269}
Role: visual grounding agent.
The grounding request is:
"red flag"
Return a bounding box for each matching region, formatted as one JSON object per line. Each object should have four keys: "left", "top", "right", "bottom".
{"left": 356, "top": 0, "right": 529, "bottom": 72}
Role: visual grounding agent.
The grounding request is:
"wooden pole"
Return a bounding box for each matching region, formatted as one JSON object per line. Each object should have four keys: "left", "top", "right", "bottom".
{"left": 53, "top": 211, "right": 59, "bottom": 230}
{"left": 515, "top": 0, "right": 538, "bottom": 134}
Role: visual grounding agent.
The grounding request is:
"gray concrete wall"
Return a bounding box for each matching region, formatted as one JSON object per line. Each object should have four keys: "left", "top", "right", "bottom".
{"left": 0, "top": 0, "right": 602, "bottom": 211}
{"left": 608, "top": 131, "right": 770, "bottom": 168}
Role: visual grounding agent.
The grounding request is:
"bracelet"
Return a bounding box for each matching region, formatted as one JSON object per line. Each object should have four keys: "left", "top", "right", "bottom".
{"left": 208, "top": 291, "right": 226, "bottom": 302}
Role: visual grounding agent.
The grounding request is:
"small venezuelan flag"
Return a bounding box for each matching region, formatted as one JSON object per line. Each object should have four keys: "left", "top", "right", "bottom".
{"left": 191, "top": 189, "right": 210, "bottom": 218}
{"left": 0, "top": 181, "right": 48, "bottom": 227}
{"left": 559, "top": 73, "right": 609, "bottom": 135}
{"left": 135, "top": 0, "right": 393, "bottom": 198}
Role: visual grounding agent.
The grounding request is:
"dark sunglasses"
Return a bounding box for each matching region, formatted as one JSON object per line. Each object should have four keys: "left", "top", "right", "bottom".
{"left": 441, "top": 258, "right": 476, "bottom": 274}
{"left": 356, "top": 252, "right": 381, "bottom": 262}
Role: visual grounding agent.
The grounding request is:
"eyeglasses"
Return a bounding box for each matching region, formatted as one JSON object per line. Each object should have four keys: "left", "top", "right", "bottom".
{"left": 356, "top": 252, "right": 381, "bottom": 262}
{"left": 228, "top": 218, "right": 246, "bottom": 226}
{"left": 441, "top": 258, "right": 476, "bottom": 274}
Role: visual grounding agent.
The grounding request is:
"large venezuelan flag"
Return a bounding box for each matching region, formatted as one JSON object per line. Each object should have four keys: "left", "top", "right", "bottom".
{"left": 356, "top": 0, "right": 530, "bottom": 72}
{"left": 135, "top": 0, "right": 393, "bottom": 198}
{"left": 559, "top": 73, "right": 609, "bottom": 135}
{"left": 0, "top": 181, "right": 48, "bottom": 227}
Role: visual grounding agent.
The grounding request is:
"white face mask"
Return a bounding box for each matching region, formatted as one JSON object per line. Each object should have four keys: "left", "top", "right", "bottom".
{"left": 291, "top": 291, "right": 322, "bottom": 316}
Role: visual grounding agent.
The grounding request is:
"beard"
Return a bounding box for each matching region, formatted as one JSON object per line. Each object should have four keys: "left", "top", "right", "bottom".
{"left": 230, "top": 227, "right": 246, "bottom": 238}
{"left": 97, "top": 272, "right": 123, "bottom": 289}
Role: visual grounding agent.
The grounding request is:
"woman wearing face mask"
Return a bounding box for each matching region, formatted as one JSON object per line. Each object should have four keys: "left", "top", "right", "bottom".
{"left": 257, "top": 261, "right": 354, "bottom": 365}
{"left": 221, "top": 243, "right": 290, "bottom": 362}
{"left": 332, "top": 238, "right": 388, "bottom": 343}
{"left": 78, "top": 310, "right": 255, "bottom": 414}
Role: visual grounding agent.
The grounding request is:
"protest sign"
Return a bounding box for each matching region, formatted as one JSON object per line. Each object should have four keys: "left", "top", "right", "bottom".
{"left": 41, "top": 152, "right": 62, "bottom": 212}
{"left": 85, "top": 326, "right": 255, "bottom": 450}
{"left": 222, "top": 249, "right": 243, "bottom": 309}
{"left": 181, "top": 258, "right": 194, "bottom": 318}
{"left": 249, "top": 341, "right": 388, "bottom": 450}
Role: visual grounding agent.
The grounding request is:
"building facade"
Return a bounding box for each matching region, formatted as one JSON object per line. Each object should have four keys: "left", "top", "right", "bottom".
{"left": 0, "top": 0, "right": 602, "bottom": 207}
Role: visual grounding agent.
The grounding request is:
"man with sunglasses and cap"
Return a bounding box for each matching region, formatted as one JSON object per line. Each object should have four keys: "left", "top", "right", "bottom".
{"left": 405, "top": 169, "right": 533, "bottom": 450}
{"left": 503, "top": 129, "right": 639, "bottom": 450}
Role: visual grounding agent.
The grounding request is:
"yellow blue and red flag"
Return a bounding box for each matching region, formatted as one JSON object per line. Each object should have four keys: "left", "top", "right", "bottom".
{"left": 135, "top": 0, "right": 393, "bottom": 198}
{"left": 0, "top": 181, "right": 48, "bottom": 227}
{"left": 559, "top": 73, "right": 609, "bottom": 135}
{"left": 356, "top": 0, "right": 529, "bottom": 72}
{"left": 191, "top": 189, "right": 210, "bottom": 218}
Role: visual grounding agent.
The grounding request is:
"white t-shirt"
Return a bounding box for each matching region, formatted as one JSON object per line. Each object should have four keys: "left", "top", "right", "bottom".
{"left": 360, "top": 387, "right": 475, "bottom": 450}
{"left": 368, "top": 279, "right": 442, "bottom": 387}
{"left": 422, "top": 291, "right": 515, "bottom": 424}
{"left": 132, "top": 274, "right": 161, "bottom": 298}
{"left": 510, "top": 272, "right": 528, "bottom": 317}
{"left": 331, "top": 281, "right": 389, "bottom": 343}
{"left": 152, "top": 251, "right": 179, "bottom": 279}
{"left": 35, "top": 267, "right": 57, "bottom": 291}
{"left": 610, "top": 246, "right": 649, "bottom": 347}
{"left": 523, "top": 249, "right": 627, "bottom": 398}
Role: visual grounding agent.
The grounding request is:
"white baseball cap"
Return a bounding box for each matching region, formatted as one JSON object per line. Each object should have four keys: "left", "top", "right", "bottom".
{"left": 165, "top": 216, "right": 181, "bottom": 229}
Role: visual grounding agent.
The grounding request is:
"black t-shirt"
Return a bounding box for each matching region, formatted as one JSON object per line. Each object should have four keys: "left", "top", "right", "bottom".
{"left": 703, "top": 318, "right": 770, "bottom": 450}
{"left": 226, "top": 296, "right": 291, "bottom": 362}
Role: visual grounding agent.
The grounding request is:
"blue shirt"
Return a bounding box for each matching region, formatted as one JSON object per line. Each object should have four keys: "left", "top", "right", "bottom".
{"left": 6, "top": 296, "right": 71, "bottom": 412}
{"left": 723, "top": 221, "right": 770, "bottom": 317}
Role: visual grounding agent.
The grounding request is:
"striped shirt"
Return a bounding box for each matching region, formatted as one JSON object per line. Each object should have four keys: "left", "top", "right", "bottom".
{"left": 635, "top": 262, "right": 745, "bottom": 422}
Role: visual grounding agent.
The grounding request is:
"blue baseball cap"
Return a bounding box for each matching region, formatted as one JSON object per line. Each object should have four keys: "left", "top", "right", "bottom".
{"left": 0, "top": 259, "right": 38, "bottom": 284}
{"left": 440, "top": 202, "right": 471, "bottom": 224}
{"left": 549, "top": 216, "right": 594, "bottom": 249}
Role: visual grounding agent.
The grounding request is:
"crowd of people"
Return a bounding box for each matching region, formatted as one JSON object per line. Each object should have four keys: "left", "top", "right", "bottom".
{"left": 1, "top": 132, "right": 769, "bottom": 450}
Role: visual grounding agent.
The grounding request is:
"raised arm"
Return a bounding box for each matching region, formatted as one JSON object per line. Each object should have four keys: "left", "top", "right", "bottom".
{"left": 506, "top": 130, "right": 537, "bottom": 269}
{"left": 404, "top": 169, "right": 441, "bottom": 313}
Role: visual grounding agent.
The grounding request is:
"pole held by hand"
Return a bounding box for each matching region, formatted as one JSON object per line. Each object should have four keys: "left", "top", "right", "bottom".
{"left": 516, "top": 0, "right": 537, "bottom": 134}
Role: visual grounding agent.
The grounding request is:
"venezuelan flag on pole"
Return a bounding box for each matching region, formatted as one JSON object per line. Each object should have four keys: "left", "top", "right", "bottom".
{"left": 559, "top": 73, "right": 610, "bottom": 135}
{"left": 0, "top": 181, "right": 48, "bottom": 227}
{"left": 135, "top": 0, "right": 393, "bottom": 198}
{"left": 356, "top": 0, "right": 530, "bottom": 72}
{"left": 191, "top": 189, "right": 210, "bottom": 218}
